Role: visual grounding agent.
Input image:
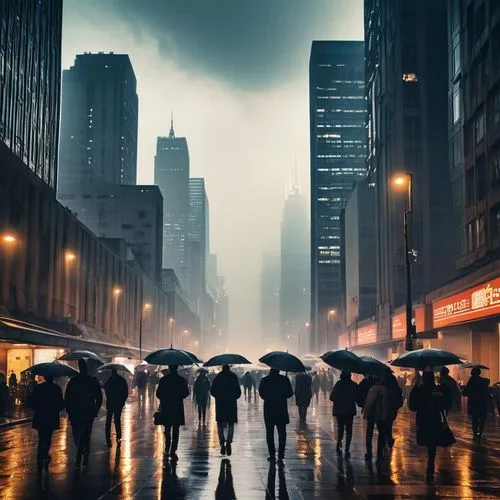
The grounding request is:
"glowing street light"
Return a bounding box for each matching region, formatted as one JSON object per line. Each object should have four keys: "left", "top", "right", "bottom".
{"left": 1, "top": 233, "right": 17, "bottom": 246}
{"left": 113, "top": 286, "right": 123, "bottom": 297}
{"left": 144, "top": 302, "right": 152, "bottom": 312}
{"left": 65, "top": 251, "right": 77, "bottom": 263}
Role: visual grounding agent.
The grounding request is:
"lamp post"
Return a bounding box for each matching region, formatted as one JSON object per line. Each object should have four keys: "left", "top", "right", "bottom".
{"left": 169, "top": 318, "right": 175, "bottom": 348}
{"left": 326, "top": 309, "right": 336, "bottom": 351}
{"left": 393, "top": 173, "right": 415, "bottom": 351}
{"left": 139, "top": 302, "right": 152, "bottom": 360}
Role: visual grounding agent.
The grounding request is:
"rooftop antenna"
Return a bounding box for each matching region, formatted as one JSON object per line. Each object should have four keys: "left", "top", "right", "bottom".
{"left": 169, "top": 111, "right": 175, "bottom": 138}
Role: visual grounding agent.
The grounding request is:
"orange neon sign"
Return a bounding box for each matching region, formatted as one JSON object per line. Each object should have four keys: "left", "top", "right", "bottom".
{"left": 392, "top": 306, "right": 426, "bottom": 339}
{"left": 356, "top": 322, "right": 377, "bottom": 345}
{"left": 433, "top": 277, "right": 500, "bottom": 328}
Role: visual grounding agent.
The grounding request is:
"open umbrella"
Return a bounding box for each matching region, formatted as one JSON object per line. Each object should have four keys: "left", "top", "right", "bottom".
{"left": 196, "top": 367, "right": 209, "bottom": 374}
{"left": 321, "top": 349, "right": 364, "bottom": 374}
{"left": 98, "top": 363, "right": 133, "bottom": 374}
{"left": 391, "top": 348, "right": 464, "bottom": 370}
{"left": 144, "top": 348, "right": 199, "bottom": 366}
{"left": 58, "top": 350, "right": 105, "bottom": 364}
{"left": 25, "top": 362, "right": 78, "bottom": 378}
{"left": 203, "top": 353, "right": 251, "bottom": 367}
{"left": 360, "top": 356, "right": 392, "bottom": 376}
{"left": 460, "top": 363, "right": 489, "bottom": 370}
{"left": 259, "top": 351, "right": 305, "bottom": 373}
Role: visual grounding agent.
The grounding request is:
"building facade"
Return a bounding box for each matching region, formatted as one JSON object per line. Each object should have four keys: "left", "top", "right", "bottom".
{"left": 154, "top": 120, "right": 189, "bottom": 277}
{"left": 60, "top": 184, "right": 163, "bottom": 282}
{"left": 280, "top": 187, "right": 309, "bottom": 351}
{"left": 365, "top": 0, "right": 456, "bottom": 332}
{"left": 261, "top": 253, "right": 281, "bottom": 349}
{"left": 0, "top": 0, "right": 62, "bottom": 190}
{"left": 309, "top": 41, "right": 366, "bottom": 352}
{"left": 58, "top": 52, "right": 138, "bottom": 194}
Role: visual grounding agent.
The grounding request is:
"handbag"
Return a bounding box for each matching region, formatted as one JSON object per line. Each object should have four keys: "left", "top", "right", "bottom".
{"left": 437, "top": 411, "right": 456, "bottom": 447}
{"left": 153, "top": 404, "right": 162, "bottom": 426}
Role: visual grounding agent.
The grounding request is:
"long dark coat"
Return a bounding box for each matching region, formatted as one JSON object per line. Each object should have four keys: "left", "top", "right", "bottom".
{"left": 463, "top": 375, "right": 491, "bottom": 416}
{"left": 65, "top": 374, "right": 103, "bottom": 422}
{"left": 210, "top": 370, "right": 241, "bottom": 423}
{"left": 193, "top": 375, "right": 211, "bottom": 406}
{"left": 408, "top": 383, "right": 445, "bottom": 447}
{"left": 29, "top": 381, "right": 65, "bottom": 431}
{"left": 259, "top": 372, "right": 294, "bottom": 425}
{"left": 294, "top": 373, "right": 312, "bottom": 407}
{"left": 330, "top": 378, "right": 358, "bottom": 416}
{"left": 156, "top": 372, "right": 190, "bottom": 426}
{"left": 104, "top": 373, "right": 129, "bottom": 410}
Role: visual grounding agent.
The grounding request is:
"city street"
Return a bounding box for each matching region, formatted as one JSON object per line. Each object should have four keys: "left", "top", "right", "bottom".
{"left": 0, "top": 393, "right": 499, "bottom": 499}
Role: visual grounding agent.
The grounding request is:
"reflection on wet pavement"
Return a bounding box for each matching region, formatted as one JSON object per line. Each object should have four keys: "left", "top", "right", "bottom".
{"left": 0, "top": 394, "right": 499, "bottom": 499}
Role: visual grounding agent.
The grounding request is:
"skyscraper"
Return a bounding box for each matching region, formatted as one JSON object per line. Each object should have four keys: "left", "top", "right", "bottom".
{"left": 365, "top": 0, "right": 455, "bottom": 318}
{"left": 261, "top": 253, "right": 281, "bottom": 349}
{"left": 154, "top": 119, "right": 190, "bottom": 276}
{"left": 280, "top": 185, "right": 309, "bottom": 351}
{"left": 309, "top": 41, "right": 366, "bottom": 352}
{"left": 0, "top": 0, "right": 62, "bottom": 190}
{"left": 58, "top": 52, "right": 138, "bottom": 194}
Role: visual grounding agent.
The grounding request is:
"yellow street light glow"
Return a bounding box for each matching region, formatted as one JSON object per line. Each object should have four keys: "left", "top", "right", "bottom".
{"left": 2, "top": 233, "right": 17, "bottom": 245}
{"left": 113, "top": 286, "right": 123, "bottom": 297}
{"left": 144, "top": 302, "right": 152, "bottom": 311}
{"left": 328, "top": 309, "right": 336, "bottom": 316}
{"left": 65, "top": 251, "right": 76, "bottom": 262}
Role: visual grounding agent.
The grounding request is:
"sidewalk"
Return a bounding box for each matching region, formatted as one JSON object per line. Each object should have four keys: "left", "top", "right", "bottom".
{"left": 0, "top": 407, "right": 32, "bottom": 428}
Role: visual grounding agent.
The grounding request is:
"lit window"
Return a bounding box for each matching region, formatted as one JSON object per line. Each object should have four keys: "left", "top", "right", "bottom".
{"left": 402, "top": 73, "right": 418, "bottom": 83}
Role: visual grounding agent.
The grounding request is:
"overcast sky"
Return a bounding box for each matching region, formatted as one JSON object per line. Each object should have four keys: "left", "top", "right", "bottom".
{"left": 62, "top": 0, "right": 363, "bottom": 353}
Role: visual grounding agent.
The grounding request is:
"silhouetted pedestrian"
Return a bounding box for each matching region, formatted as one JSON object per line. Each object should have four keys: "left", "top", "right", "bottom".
{"left": 259, "top": 368, "right": 294, "bottom": 462}
{"left": 492, "top": 382, "right": 500, "bottom": 416}
{"left": 383, "top": 372, "right": 403, "bottom": 447}
{"left": 193, "top": 370, "right": 211, "bottom": 424}
{"left": 439, "top": 367, "right": 461, "bottom": 413}
{"left": 8, "top": 371, "right": 17, "bottom": 402}
{"left": 134, "top": 369, "right": 148, "bottom": 408}
{"left": 148, "top": 370, "right": 160, "bottom": 405}
{"left": 363, "top": 376, "right": 390, "bottom": 463}
{"left": 409, "top": 371, "right": 453, "bottom": 483}
{"left": 356, "top": 374, "right": 375, "bottom": 459}
{"left": 463, "top": 367, "right": 491, "bottom": 441}
{"left": 241, "top": 371, "right": 255, "bottom": 401}
{"left": 65, "top": 359, "right": 103, "bottom": 467}
{"left": 210, "top": 364, "right": 241, "bottom": 456}
{"left": 156, "top": 365, "right": 190, "bottom": 460}
{"left": 104, "top": 368, "right": 128, "bottom": 448}
{"left": 28, "top": 375, "right": 65, "bottom": 468}
{"left": 0, "top": 373, "right": 8, "bottom": 418}
{"left": 330, "top": 371, "right": 358, "bottom": 457}
{"left": 295, "top": 370, "right": 312, "bottom": 423}
{"left": 312, "top": 372, "right": 320, "bottom": 403}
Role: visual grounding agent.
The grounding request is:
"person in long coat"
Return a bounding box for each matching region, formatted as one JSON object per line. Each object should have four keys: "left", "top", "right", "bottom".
{"left": 439, "top": 367, "right": 461, "bottom": 413}
{"left": 210, "top": 364, "right": 241, "bottom": 456}
{"left": 104, "top": 368, "right": 129, "bottom": 448}
{"left": 330, "top": 371, "right": 358, "bottom": 457}
{"left": 156, "top": 365, "right": 190, "bottom": 460}
{"left": 259, "top": 368, "right": 294, "bottom": 462}
{"left": 409, "top": 371, "right": 448, "bottom": 482}
{"left": 0, "top": 373, "right": 8, "bottom": 418}
{"left": 65, "top": 359, "right": 103, "bottom": 467}
{"left": 193, "top": 370, "right": 211, "bottom": 424}
{"left": 295, "top": 370, "right": 313, "bottom": 423}
{"left": 383, "top": 372, "right": 404, "bottom": 447}
{"left": 463, "top": 367, "right": 491, "bottom": 441}
{"left": 28, "top": 375, "right": 65, "bottom": 468}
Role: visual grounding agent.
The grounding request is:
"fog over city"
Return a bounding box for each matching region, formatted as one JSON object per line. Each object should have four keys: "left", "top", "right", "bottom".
{"left": 62, "top": 0, "right": 364, "bottom": 352}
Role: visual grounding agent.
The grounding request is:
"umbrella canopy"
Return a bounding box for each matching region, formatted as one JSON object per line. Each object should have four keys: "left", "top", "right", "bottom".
{"left": 360, "top": 356, "right": 392, "bottom": 376}
{"left": 259, "top": 351, "right": 305, "bottom": 373}
{"left": 391, "top": 348, "right": 464, "bottom": 370}
{"left": 144, "top": 348, "right": 199, "bottom": 366}
{"left": 98, "top": 363, "right": 133, "bottom": 374}
{"left": 25, "top": 362, "right": 78, "bottom": 378}
{"left": 196, "top": 367, "right": 209, "bottom": 374}
{"left": 203, "top": 353, "right": 251, "bottom": 367}
{"left": 321, "top": 349, "right": 365, "bottom": 374}
{"left": 58, "top": 350, "right": 105, "bottom": 364}
{"left": 460, "top": 363, "right": 489, "bottom": 370}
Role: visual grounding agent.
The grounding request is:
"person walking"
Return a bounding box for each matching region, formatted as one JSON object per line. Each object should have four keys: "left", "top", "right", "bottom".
{"left": 438, "top": 367, "right": 461, "bottom": 414}
{"left": 330, "top": 371, "right": 358, "bottom": 457}
{"left": 193, "top": 370, "right": 211, "bottom": 424}
{"left": 156, "top": 365, "right": 190, "bottom": 460}
{"left": 363, "top": 376, "right": 390, "bottom": 463}
{"left": 241, "top": 371, "right": 255, "bottom": 402}
{"left": 0, "top": 373, "right": 8, "bottom": 418}
{"left": 28, "top": 375, "right": 65, "bottom": 468}
{"left": 409, "top": 371, "right": 451, "bottom": 482}
{"left": 463, "top": 367, "right": 491, "bottom": 441}
{"left": 295, "top": 370, "right": 313, "bottom": 423}
{"left": 383, "top": 372, "right": 403, "bottom": 447}
{"left": 104, "top": 368, "right": 129, "bottom": 448}
{"left": 259, "top": 368, "right": 294, "bottom": 462}
{"left": 312, "top": 372, "right": 321, "bottom": 403}
{"left": 8, "top": 371, "right": 17, "bottom": 403}
{"left": 356, "top": 374, "right": 375, "bottom": 459}
{"left": 65, "top": 359, "right": 103, "bottom": 467}
{"left": 134, "top": 368, "right": 148, "bottom": 409}
{"left": 210, "top": 365, "right": 241, "bottom": 456}
{"left": 148, "top": 370, "right": 160, "bottom": 405}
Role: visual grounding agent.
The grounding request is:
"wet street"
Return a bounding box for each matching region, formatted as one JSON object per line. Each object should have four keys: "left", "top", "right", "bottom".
{"left": 0, "top": 393, "right": 499, "bottom": 499}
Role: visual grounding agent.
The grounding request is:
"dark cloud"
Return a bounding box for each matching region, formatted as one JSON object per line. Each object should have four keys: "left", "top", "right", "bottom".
{"left": 71, "top": 0, "right": 361, "bottom": 88}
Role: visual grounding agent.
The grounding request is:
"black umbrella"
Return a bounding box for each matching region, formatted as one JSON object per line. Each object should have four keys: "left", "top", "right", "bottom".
{"left": 460, "top": 363, "right": 489, "bottom": 370}
{"left": 360, "top": 356, "right": 392, "bottom": 376}
{"left": 204, "top": 353, "right": 251, "bottom": 367}
{"left": 259, "top": 351, "right": 305, "bottom": 373}
{"left": 321, "top": 349, "right": 364, "bottom": 374}
{"left": 58, "top": 350, "right": 105, "bottom": 364}
{"left": 391, "top": 348, "right": 464, "bottom": 370}
{"left": 144, "top": 348, "right": 199, "bottom": 366}
{"left": 25, "top": 362, "right": 78, "bottom": 378}
{"left": 98, "top": 363, "right": 133, "bottom": 374}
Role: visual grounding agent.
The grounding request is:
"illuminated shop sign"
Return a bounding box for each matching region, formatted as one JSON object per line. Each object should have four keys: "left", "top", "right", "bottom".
{"left": 338, "top": 332, "right": 350, "bottom": 348}
{"left": 392, "top": 306, "right": 426, "bottom": 339}
{"left": 356, "top": 322, "right": 377, "bottom": 345}
{"left": 433, "top": 278, "right": 500, "bottom": 328}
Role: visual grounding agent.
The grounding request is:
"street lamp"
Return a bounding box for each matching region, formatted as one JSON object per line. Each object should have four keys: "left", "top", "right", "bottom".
{"left": 139, "top": 302, "right": 152, "bottom": 361}
{"left": 113, "top": 286, "right": 123, "bottom": 297}
{"left": 392, "top": 172, "right": 415, "bottom": 351}
{"left": 326, "top": 309, "right": 336, "bottom": 351}
{"left": 1, "top": 233, "right": 17, "bottom": 246}
{"left": 65, "top": 250, "right": 77, "bottom": 263}
{"left": 168, "top": 317, "right": 175, "bottom": 348}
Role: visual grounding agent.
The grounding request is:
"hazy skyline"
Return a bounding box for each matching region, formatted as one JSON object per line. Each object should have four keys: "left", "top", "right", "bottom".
{"left": 62, "top": 0, "right": 363, "bottom": 353}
